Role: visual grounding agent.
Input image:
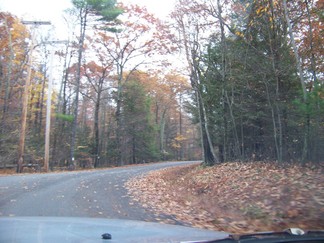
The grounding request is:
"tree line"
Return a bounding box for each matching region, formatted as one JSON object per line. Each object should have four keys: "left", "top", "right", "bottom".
{"left": 0, "top": 0, "right": 200, "bottom": 171}
{"left": 0, "top": 0, "right": 323, "bottom": 172}
{"left": 170, "top": 0, "right": 323, "bottom": 165}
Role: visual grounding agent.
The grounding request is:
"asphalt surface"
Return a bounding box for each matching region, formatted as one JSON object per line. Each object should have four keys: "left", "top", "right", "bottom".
{"left": 0, "top": 161, "right": 199, "bottom": 223}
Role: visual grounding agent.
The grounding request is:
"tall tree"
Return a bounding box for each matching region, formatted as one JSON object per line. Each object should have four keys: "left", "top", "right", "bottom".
{"left": 171, "top": 0, "right": 220, "bottom": 166}
{"left": 217, "top": 0, "right": 298, "bottom": 162}
{"left": 153, "top": 73, "right": 190, "bottom": 160}
{"left": 284, "top": 0, "right": 324, "bottom": 162}
{"left": 196, "top": 0, "right": 322, "bottom": 163}
{"left": 95, "top": 4, "right": 171, "bottom": 165}
{"left": 81, "top": 61, "right": 113, "bottom": 168}
{"left": 122, "top": 72, "right": 159, "bottom": 164}
{"left": 0, "top": 13, "right": 29, "bottom": 163}
{"left": 69, "top": 0, "right": 122, "bottom": 169}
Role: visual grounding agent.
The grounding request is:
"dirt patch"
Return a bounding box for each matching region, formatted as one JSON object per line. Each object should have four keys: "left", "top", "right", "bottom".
{"left": 125, "top": 161, "right": 324, "bottom": 233}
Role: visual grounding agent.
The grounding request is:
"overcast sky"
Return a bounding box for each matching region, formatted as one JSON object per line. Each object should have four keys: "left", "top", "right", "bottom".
{"left": 0, "top": 0, "right": 175, "bottom": 19}
{"left": 0, "top": 0, "right": 175, "bottom": 38}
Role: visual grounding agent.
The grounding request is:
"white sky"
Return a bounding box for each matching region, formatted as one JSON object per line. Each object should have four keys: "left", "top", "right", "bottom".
{"left": 0, "top": 0, "right": 175, "bottom": 22}
{"left": 0, "top": 0, "right": 176, "bottom": 40}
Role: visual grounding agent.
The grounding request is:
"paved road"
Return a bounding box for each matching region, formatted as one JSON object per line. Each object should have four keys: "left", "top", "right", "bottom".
{"left": 0, "top": 161, "right": 198, "bottom": 223}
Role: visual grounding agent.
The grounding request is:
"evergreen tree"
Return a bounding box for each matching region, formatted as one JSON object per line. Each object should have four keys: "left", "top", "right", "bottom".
{"left": 123, "top": 79, "right": 159, "bottom": 164}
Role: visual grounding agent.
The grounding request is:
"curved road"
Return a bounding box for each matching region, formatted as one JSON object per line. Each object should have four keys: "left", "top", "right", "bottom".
{"left": 0, "top": 161, "right": 198, "bottom": 223}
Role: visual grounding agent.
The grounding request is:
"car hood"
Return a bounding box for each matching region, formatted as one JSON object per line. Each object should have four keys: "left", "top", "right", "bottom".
{"left": 0, "top": 217, "right": 228, "bottom": 243}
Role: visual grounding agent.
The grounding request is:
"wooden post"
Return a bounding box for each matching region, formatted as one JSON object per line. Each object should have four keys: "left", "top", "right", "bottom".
{"left": 17, "top": 21, "right": 51, "bottom": 173}
{"left": 43, "top": 40, "right": 67, "bottom": 172}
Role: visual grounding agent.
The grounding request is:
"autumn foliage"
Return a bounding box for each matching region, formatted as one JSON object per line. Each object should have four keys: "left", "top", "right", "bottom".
{"left": 126, "top": 162, "right": 324, "bottom": 233}
{"left": 0, "top": 0, "right": 323, "bottom": 170}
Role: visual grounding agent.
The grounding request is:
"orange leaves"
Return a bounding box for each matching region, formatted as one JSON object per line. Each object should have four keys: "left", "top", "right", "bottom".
{"left": 0, "top": 13, "right": 29, "bottom": 70}
{"left": 95, "top": 3, "right": 174, "bottom": 72}
{"left": 125, "top": 162, "right": 324, "bottom": 233}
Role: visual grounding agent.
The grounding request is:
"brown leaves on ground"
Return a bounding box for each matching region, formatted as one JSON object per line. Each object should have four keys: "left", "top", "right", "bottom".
{"left": 125, "top": 162, "right": 324, "bottom": 233}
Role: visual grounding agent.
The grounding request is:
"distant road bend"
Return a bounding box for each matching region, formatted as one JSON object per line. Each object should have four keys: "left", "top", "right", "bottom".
{"left": 0, "top": 161, "right": 199, "bottom": 222}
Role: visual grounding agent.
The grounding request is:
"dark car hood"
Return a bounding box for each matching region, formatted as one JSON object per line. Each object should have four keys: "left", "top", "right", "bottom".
{"left": 0, "top": 217, "right": 228, "bottom": 243}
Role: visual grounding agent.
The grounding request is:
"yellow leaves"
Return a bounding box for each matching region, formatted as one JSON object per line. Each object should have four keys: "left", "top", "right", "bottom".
{"left": 256, "top": 6, "right": 269, "bottom": 16}
{"left": 171, "top": 134, "right": 187, "bottom": 149}
{"left": 11, "top": 18, "right": 29, "bottom": 40}
{"left": 269, "top": 16, "right": 273, "bottom": 23}
{"left": 174, "top": 134, "right": 187, "bottom": 142}
{"left": 235, "top": 31, "right": 244, "bottom": 38}
{"left": 0, "top": 13, "right": 30, "bottom": 89}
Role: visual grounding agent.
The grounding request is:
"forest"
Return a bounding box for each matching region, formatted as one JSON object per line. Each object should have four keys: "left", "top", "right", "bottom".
{"left": 0, "top": 0, "right": 323, "bottom": 172}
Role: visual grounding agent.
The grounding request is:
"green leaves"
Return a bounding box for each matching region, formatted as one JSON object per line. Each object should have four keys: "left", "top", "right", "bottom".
{"left": 293, "top": 86, "right": 324, "bottom": 117}
{"left": 72, "top": 0, "right": 123, "bottom": 22}
{"left": 55, "top": 113, "right": 74, "bottom": 122}
{"left": 122, "top": 78, "right": 159, "bottom": 163}
{"left": 72, "top": 0, "right": 87, "bottom": 9}
{"left": 99, "top": 7, "right": 123, "bottom": 21}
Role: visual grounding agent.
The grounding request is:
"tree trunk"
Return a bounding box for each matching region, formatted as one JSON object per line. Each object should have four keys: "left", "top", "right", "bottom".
{"left": 196, "top": 90, "right": 217, "bottom": 166}
{"left": 192, "top": 74, "right": 219, "bottom": 166}
{"left": 38, "top": 69, "right": 46, "bottom": 136}
{"left": 216, "top": 0, "right": 241, "bottom": 161}
{"left": 52, "top": 43, "right": 71, "bottom": 166}
{"left": 283, "top": 0, "right": 308, "bottom": 162}
{"left": 93, "top": 94, "right": 101, "bottom": 168}
{"left": 159, "top": 108, "right": 167, "bottom": 159}
{"left": 267, "top": 25, "right": 283, "bottom": 162}
{"left": 115, "top": 65, "right": 123, "bottom": 165}
{"left": 176, "top": 11, "right": 219, "bottom": 166}
{"left": 179, "top": 95, "right": 184, "bottom": 160}
{"left": 70, "top": 11, "right": 87, "bottom": 169}
{"left": 264, "top": 79, "right": 282, "bottom": 162}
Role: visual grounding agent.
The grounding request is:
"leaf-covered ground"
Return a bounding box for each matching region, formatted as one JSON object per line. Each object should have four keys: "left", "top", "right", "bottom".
{"left": 125, "top": 162, "right": 324, "bottom": 233}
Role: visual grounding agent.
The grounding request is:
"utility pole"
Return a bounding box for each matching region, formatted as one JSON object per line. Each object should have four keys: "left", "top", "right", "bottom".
{"left": 43, "top": 40, "right": 68, "bottom": 172}
{"left": 17, "top": 20, "right": 51, "bottom": 173}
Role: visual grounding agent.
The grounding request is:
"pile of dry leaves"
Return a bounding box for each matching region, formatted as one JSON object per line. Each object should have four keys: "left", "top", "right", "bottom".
{"left": 125, "top": 161, "right": 324, "bottom": 233}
